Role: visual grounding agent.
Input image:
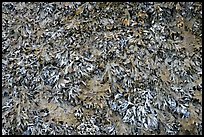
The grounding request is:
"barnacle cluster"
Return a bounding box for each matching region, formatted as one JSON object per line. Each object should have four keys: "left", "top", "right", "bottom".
{"left": 2, "top": 2, "right": 202, "bottom": 135}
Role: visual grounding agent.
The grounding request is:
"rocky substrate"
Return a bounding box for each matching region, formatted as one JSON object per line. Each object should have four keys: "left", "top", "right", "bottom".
{"left": 2, "top": 2, "right": 202, "bottom": 135}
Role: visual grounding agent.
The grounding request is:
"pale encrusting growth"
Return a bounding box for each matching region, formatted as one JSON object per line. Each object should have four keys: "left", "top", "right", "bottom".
{"left": 2, "top": 2, "right": 202, "bottom": 135}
